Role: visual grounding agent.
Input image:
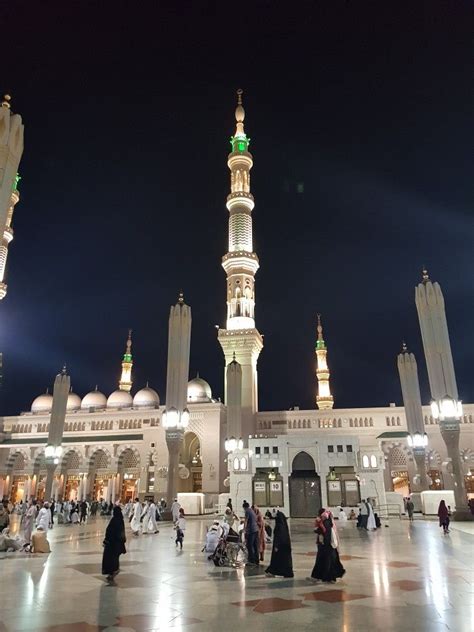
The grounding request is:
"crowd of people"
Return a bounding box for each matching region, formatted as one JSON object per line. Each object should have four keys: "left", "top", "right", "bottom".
{"left": 2, "top": 491, "right": 466, "bottom": 585}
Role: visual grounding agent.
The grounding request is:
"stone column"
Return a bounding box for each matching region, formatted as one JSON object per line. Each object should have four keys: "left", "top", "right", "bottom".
{"left": 166, "top": 432, "right": 183, "bottom": 507}
{"left": 440, "top": 424, "right": 466, "bottom": 513}
{"left": 44, "top": 464, "right": 57, "bottom": 501}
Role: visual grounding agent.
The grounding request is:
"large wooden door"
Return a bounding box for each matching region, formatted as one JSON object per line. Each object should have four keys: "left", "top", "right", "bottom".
{"left": 289, "top": 475, "right": 321, "bottom": 518}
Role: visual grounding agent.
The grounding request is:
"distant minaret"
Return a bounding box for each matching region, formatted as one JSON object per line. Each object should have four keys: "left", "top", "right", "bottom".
{"left": 0, "top": 174, "right": 20, "bottom": 300}
{"left": 0, "top": 94, "right": 24, "bottom": 300}
{"left": 218, "top": 90, "right": 263, "bottom": 443}
{"left": 315, "top": 314, "right": 334, "bottom": 410}
{"left": 119, "top": 329, "right": 133, "bottom": 392}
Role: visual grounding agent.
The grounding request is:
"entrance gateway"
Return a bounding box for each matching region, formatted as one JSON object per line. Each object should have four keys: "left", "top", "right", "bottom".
{"left": 289, "top": 451, "right": 321, "bottom": 518}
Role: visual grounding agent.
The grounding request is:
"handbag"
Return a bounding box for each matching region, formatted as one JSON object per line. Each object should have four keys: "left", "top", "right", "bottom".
{"left": 330, "top": 528, "right": 339, "bottom": 549}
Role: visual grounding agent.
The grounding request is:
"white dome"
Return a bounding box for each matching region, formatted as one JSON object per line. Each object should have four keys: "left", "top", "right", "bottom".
{"left": 81, "top": 389, "right": 107, "bottom": 410}
{"left": 133, "top": 386, "right": 160, "bottom": 408}
{"left": 31, "top": 393, "right": 53, "bottom": 414}
{"left": 67, "top": 392, "right": 82, "bottom": 412}
{"left": 187, "top": 376, "right": 212, "bottom": 403}
{"left": 107, "top": 389, "right": 133, "bottom": 409}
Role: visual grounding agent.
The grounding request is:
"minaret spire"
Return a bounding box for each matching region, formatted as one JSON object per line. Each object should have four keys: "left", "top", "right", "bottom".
{"left": 315, "top": 314, "right": 334, "bottom": 410}
{"left": 218, "top": 90, "right": 263, "bottom": 444}
{"left": 119, "top": 329, "right": 133, "bottom": 392}
{"left": 0, "top": 173, "right": 21, "bottom": 300}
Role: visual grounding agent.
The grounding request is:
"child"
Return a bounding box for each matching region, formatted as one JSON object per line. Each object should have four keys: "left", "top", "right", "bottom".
{"left": 175, "top": 508, "right": 186, "bottom": 549}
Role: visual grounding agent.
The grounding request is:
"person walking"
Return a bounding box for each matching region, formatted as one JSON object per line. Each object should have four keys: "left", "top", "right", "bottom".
{"left": 130, "top": 498, "right": 142, "bottom": 536}
{"left": 49, "top": 500, "right": 55, "bottom": 528}
{"left": 308, "top": 508, "right": 346, "bottom": 583}
{"left": 359, "top": 500, "right": 369, "bottom": 529}
{"left": 253, "top": 505, "right": 266, "bottom": 562}
{"left": 102, "top": 505, "right": 127, "bottom": 585}
{"left": 406, "top": 497, "right": 415, "bottom": 522}
{"left": 80, "top": 500, "right": 88, "bottom": 524}
{"left": 366, "top": 499, "right": 377, "bottom": 531}
{"left": 265, "top": 511, "right": 294, "bottom": 578}
{"left": 243, "top": 501, "right": 259, "bottom": 566}
{"left": 22, "top": 500, "right": 36, "bottom": 550}
{"left": 174, "top": 508, "right": 186, "bottom": 549}
{"left": 144, "top": 501, "right": 159, "bottom": 534}
{"left": 437, "top": 500, "right": 450, "bottom": 534}
{"left": 171, "top": 498, "right": 181, "bottom": 523}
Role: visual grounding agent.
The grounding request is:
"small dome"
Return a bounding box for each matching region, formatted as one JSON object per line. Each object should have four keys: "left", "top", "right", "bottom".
{"left": 81, "top": 388, "right": 107, "bottom": 410}
{"left": 133, "top": 386, "right": 160, "bottom": 408}
{"left": 67, "top": 392, "right": 81, "bottom": 412}
{"left": 107, "top": 389, "right": 133, "bottom": 409}
{"left": 31, "top": 392, "right": 53, "bottom": 414}
{"left": 187, "top": 376, "right": 212, "bottom": 403}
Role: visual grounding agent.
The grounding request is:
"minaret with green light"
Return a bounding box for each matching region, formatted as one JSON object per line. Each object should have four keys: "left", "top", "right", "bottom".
{"left": 218, "top": 90, "right": 263, "bottom": 444}
{"left": 119, "top": 329, "right": 133, "bottom": 392}
{"left": 315, "top": 314, "right": 334, "bottom": 410}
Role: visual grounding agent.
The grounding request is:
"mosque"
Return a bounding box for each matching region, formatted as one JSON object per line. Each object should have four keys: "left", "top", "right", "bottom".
{"left": 0, "top": 93, "right": 472, "bottom": 516}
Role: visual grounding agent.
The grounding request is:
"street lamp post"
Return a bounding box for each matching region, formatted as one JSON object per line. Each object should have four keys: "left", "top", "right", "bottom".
{"left": 44, "top": 367, "right": 70, "bottom": 500}
{"left": 163, "top": 293, "right": 192, "bottom": 514}
{"left": 163, "top": 407, "right": 190, "bottom": 506}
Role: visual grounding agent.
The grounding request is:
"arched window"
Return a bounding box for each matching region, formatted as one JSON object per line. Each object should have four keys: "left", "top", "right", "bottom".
{"left": 362, "top": 455, "right": 370, "bottom": 468}
{"left": 233, "top": 457, "right": 240, "bottom": 471}
{"left": 240, "top": 457, "right": 247, "bottom": 470}
{"left": 370, "top": 455, "right": 377, "bottom": 468}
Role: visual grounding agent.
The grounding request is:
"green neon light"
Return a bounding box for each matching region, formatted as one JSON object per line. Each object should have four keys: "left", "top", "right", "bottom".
{"left": 123, "top": 353, "right": 132, "bottom": 362}
{"left": 316, "top": 340, "right": 326, "bottom": 350}
{"left": 230, "top": 135, "right": 250, "bottom": 153}
{"left": 12, "top": 173, "right": 21, "bottom": 192}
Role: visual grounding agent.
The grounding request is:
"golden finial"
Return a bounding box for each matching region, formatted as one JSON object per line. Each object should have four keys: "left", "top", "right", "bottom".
{"left": 1, "top": 94, "right": 11, "bottom": 109}
{"left": 178, "top": 291, "right": 184, "bottom": 304}
{"left": 402, "top": 341, "right": 408, "bottom": 353}
{"left": 422, "top": 267, "right": 429, "bottom": 284}
{"left": 126, "top": 329, "right": 132, "bottom": 353}
{"left": 237, "top": 88, "right": 243, "bottom": 105}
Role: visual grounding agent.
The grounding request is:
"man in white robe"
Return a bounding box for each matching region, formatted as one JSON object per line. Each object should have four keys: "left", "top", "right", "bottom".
{"left": 171, "top": 498, "right": 181, "bottom": 523}
{"left": 130, "top": 498, "right": 142, "bottom": 536}
{"left": 366, "top": 500, "right": 377, "bottom": 531}
{"left": 146, "top": 501, "right": 159, "bottom": 534}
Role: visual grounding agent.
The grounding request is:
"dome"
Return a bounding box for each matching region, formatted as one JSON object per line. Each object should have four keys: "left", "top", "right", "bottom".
{"left": 107, "top": 389, "right": 133, "bottom": 409}
{"left": 187, "top": 376, "right": 212, "bottom": 403}
{"left": 67, "top": 391, "right": 81, "bottom": 412}
{"left": 133, "top": 386, "right": 160, "bottom": 408}
{"left": 31, "top": 392, "right": 53, "bottom": 414}
{"left": 81, "top": 388, "right": 107, "bottom": 410}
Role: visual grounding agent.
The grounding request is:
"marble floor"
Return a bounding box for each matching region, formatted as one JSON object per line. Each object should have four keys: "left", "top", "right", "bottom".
{"left": 0, "top": 514, "right": 473, "bottom": 632}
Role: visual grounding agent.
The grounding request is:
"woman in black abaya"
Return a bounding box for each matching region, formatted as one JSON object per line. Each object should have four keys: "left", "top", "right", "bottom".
{"left": 265, "top": 511, "right": 294, "bottom": 578}
{"left": 309, "top": 508, "right": 345, "bottom": 583}
{"left": 102, "top": 505, "right": 127, "bottom": 584}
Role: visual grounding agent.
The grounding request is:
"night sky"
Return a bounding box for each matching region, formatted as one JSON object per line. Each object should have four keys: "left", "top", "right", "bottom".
{"left": 0, "top": 1, "right": 472, "bottom": 416}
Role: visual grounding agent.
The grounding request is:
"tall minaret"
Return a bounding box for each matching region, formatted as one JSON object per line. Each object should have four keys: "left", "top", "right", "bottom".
{"left": 119, "top": 329, "right": 133, "bottom": 392}
{"left": 315, "top": 314, "right": 334, "bottom": 410}
{"left": 0, "top": 94, "right": 24, "bottom": 300}
{"left": 218, "top": 90, "right": 263, "bottom": 443}
{"left": 0, "top": 174, "right": 20, "bottom": 300}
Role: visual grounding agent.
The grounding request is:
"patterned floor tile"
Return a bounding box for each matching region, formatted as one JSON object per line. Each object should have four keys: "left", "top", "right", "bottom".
{"left": 232, "top": 597, "right": 308, "bottom": 613}
{"left": 302, "top": 589, "right": 369, "bottom": 602}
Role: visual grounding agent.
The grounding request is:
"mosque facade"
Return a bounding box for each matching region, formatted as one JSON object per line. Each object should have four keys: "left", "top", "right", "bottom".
{"left": 0, "top": 94, "right": 472, "bottom": 515}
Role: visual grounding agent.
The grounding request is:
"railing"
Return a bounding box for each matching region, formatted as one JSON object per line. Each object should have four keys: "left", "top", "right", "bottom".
{"left": 376, "top": 503, "right": 402, "bottom": 519}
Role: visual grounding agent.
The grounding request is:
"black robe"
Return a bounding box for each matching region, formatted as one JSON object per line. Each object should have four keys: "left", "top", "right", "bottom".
{"left": 102, "top": 507, "right": 126, "bottom": 575}
{"left": 311, "top": 517, "right": 345, "bottom": 582}
{"left": 265, "top": 511, "right": 294, "bottom": 578}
